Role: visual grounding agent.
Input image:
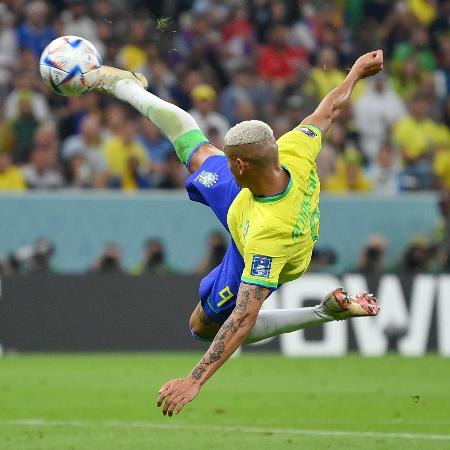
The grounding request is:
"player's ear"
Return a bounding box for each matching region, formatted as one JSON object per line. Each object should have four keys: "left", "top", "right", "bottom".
{"left": 236, "top": 157, "right": 246, "bottom": 175}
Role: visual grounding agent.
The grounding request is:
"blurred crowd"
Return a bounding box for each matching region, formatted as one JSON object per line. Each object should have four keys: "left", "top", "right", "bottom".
{"left": 0, "top": 0, "right": 449, "bottom": 194}
{"left": 4, "top": 190, "right": 450, "bottom": 273}
{"left": 0, "top": 230, "right": 229, "bottom": 275}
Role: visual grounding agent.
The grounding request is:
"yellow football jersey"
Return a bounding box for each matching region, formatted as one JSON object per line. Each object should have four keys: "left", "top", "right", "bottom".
{"left": 227, "top": 124, "right": 322, "bottom": 289}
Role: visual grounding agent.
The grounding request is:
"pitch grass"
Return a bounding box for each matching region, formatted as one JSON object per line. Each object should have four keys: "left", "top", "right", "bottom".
{"left": 0, "top": 354, "right": 449, "bottom": 450}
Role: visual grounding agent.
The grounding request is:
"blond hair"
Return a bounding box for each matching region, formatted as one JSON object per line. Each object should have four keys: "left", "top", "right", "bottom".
{"left": 224, "top": 120, "right": 274, "bottom": 146}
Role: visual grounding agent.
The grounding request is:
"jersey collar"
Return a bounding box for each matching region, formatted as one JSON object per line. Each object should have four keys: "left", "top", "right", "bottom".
{"left": 254, "top": 165, "right": 293, "bottom": 203}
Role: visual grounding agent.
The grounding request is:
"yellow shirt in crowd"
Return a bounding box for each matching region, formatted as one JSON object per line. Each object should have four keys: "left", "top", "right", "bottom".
{"left": 103, "top": 136, "right": 150, "bottom": 191}
{"left": 119, "top": 45, "right": 148, "bottom": 72}
{"left": 0, "top": 166, "right": 26, "bottom": 191}
{"left": 393, "top": 117, "right": 450, "bottom": 160}
{"left": 304, "top": 68, "right": 366, "bottom": 101}
{"left": 324, "top": 159, "right": 372, "bottom": 193}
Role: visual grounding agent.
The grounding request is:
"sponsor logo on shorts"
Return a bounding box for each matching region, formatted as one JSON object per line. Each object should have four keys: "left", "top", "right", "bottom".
{"left": 298, "top": 127, "right": 317, "bottom": 138}
{"left": 251, "top": 255, "right": 272, "bottom": 278}
{"left": 195, "top": 171, "right": 219, "bottom": 188}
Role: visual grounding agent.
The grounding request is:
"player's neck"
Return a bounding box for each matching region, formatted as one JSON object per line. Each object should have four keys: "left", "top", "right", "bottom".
{"left": 249, "top": 166, "right": 290, "bottom": 198}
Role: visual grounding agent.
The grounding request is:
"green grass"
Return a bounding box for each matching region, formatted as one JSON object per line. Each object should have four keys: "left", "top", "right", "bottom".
{"left": 0, "top": 353, "right": 449, "bottom": 450}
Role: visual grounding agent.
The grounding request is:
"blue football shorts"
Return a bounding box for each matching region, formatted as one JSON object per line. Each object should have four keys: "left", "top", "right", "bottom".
{"left": 185, "top": 155, "right": 246, "bottom": 324}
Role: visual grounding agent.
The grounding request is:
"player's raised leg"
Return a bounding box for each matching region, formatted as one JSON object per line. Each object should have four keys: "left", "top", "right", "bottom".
{"left": 93, "top": 66, "right": 222, "bottom": 172}
{"left": 244, "top": 287, "right": 379, "bottom": 344}
{"left": 189, "top": 286, "right": 380, "bottom": 343}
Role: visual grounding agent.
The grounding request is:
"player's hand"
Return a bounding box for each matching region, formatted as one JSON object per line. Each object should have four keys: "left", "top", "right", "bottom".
{"left": 157, "top": 376, "right": 201, "bottom": 416}
{"left": 351, "top": 50, "right": 384, "bottom": 80}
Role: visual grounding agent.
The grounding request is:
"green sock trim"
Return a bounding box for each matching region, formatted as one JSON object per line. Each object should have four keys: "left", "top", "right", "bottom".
{"left": 173, "top": 129, "right": 210, "bottom": 165}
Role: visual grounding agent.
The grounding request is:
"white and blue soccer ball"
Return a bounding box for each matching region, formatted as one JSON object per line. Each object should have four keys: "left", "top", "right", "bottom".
{"left": 39, "top": 36, "right": 102, "bottom": 97}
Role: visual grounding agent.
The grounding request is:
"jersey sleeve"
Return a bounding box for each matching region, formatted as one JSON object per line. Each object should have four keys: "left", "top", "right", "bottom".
{"left": 240, "top": 226, "right": 288, "bottom": 290}
{"left": 276, "top": 124, "right": 322, "bottom": 169}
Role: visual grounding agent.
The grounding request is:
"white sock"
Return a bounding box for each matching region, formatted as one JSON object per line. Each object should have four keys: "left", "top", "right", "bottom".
{"left": 114, "top": 79, "right": 200, "bottom": 143}
{"left": 244, "top": 307, "right": 333, "bottom": 344}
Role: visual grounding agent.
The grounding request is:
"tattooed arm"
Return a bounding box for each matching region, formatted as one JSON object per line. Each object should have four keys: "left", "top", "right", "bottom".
{"left": 157, "top": 282, "right": 270, "bottom": 416}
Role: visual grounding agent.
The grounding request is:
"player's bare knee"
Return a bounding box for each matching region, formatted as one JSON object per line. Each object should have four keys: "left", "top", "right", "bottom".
{"left": 189, "top": 305, "right": 218, "bottom": 341}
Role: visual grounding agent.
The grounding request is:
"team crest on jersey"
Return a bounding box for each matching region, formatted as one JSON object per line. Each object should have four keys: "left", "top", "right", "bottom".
{"left": 251, "top": 255, "right": 272, "bottom": 278}
{"left": 298, "top": 127, "right": 317, "bottom": 138}
{"left": 195, "top": 171, "right": 218, "bottom": 188}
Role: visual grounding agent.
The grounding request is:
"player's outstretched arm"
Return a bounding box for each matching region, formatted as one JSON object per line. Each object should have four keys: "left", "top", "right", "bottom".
{"left": 157, "top": 282, "right": 270, "bottom": 416}
{"left": 302, "top": 50, "right": 384, "bottom": 134}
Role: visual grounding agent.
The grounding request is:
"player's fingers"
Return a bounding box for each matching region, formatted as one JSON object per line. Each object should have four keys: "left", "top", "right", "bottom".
{"left": 157, "top": 392, "right": 170, "bottom": 407}
{"left": 158, "top": 380, "right": 173, "bottom": 394}
{"left": 167, "top": 395, "right": 184, "bottom": 417}
{"left": 157, "top": 385, "right": 173, "bottom": 407}
{"left": 162, "top": 397, "right": 171, "bottom": 416}
{"left": 162, "top": 393, "right": 179, "bottom": 416}
{"left": 174, "top": 398, "right": 187, "bottom": 415}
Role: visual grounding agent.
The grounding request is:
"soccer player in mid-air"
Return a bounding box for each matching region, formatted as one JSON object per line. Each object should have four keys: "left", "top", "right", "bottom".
{"left": 93, "top": 49, "right": 383, "bottom": 416}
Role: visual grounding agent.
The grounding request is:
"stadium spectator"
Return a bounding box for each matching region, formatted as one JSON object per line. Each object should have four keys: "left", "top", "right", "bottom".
{"left": 309, "top": 247, "right": 337, "bottom": 272}
{"left": 9, "top": 238, "right": 55, "bottom": 273}
{"left": 432, "top": 190, "right": 450, "bottom": 272}
{"left": 168, "top": 68, "right": 203, "bottom": 112}
{"left": 146, "top": 60, "right": 177, "bottom": 102}
{"left": 189, "top": 84, "right": 229, "bottom": 145}
{"left": 22, "top": 123, "right": 64, "bottom": 189}
{"left": 316, "top": 122, "right": 346, "bottom": 183}
{"left": 391, "top": 56, "right": 423, "bottom": 101}
{"left": 0, "top": 3, "right": 17, "bottom": 96}
{"left": 60, "top": 0, "right": 105, "bottom": 57}
{"left": 104, "top": 103, "right": 126, "bottom": 136}
{"left": 399, "top": 236, "right": 433, "bottom": 274}
{"left": 379, "top": 2, "right": 417, "bottom": 57}
{"left": 0, "top": 0, "right": 445, "bottom": 197}
{"left": 367, "top": 143, "right": 401, "bottom": 195}
{"left": 417, "top": 73, "right": 443, "bottom": 122}
{"left": 195, "top": 231, "right": 227, "bottom": 275}
{"left": 137, "top": 117, "right": 173, "bottom": 186}
{"left": 4, "top": 73, "right": 51, "bottom": 122}
{"left": 91, "top": 243, "right": 123, "bottom": 273}
{"left": 258, "top": 25, "right": 307, "bottom": 88}
{"left": 356, "top": 235, "right": 387, "bottom": 276}
{"left": 303, "top": 47, "right": 345, "bottom": 101}
{"left": 118, "top": 18, "right": 148, "bottom": 72}
{"left": 221, "top": 4, "right": 255, "bottom": 71}
{"left": 392, "top": 26, "right": 437, "bottom": 73}
{"left": 220, "top": 66, "right": 272, "bottom": 125}
{"left": 62, "top": 114, "right": 108, "bottom": 188}
{"left": 393, "top": 94, "right": 450, "bottom": 190}
{"left": 407, "top": 0, "right": 437, "bottom": 27}
{"left": 173, "top": 10, "right": 222, "bottom": 73}
{"left": 102, "top": 116, "right": 151, "bottom": 190}
{"left": 0, "top": 151, "right": 26, "bottom": 191}
{"left": 58, "top": 97, "right": 88, "bottom": 140}
{"left": 0, "top": 90, "right": 39, "bottom": 163}
{"left": 324, "top": 147, "right": 373, "bottom": 193}
{"left": 134, "top": 239, "right": 171, "bottom": 275}
{"left": 354, "top": 74, "right": 407, "bottom": 162}
{"left": 435, "top": 35, "right": 450, "bottom": 99}
{"left": 157, "top": 152, "right": 188, "bottom": 189}
{"left": 16, "top": 0, "right": 56, "bottom": 59}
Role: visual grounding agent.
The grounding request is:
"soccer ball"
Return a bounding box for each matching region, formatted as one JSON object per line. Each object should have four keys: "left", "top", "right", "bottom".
{"left": 39, "top": 36, "right": 102, "bottom": 97}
